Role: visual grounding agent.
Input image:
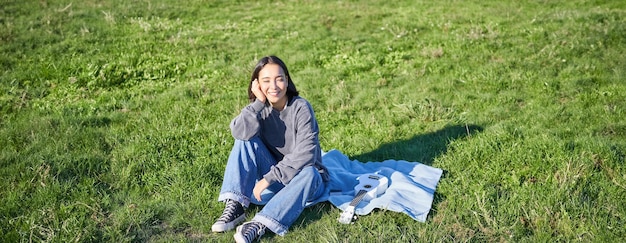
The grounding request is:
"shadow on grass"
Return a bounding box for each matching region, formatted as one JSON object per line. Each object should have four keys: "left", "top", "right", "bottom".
{"left": 294, "top": 202, "right": 333, "bottom": 225}
{"left": 352, "top": 124, "right": 484, "bottom": 166}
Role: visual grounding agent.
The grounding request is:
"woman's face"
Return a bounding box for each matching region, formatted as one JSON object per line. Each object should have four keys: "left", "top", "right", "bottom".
{"left": 258, "top": 63, "right": 288, "bottom": 109}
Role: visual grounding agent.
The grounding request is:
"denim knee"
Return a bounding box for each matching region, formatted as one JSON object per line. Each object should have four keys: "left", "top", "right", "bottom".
{"left": 293, "top": 166, "right": 319, "bottom": 182}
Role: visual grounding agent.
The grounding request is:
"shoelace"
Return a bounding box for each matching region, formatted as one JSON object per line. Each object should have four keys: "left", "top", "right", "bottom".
{"left": 241, "top": 222, "right": 265, "bottom": 242}
{"left": 217, "top": 200, "right": 240, "bottom": 222}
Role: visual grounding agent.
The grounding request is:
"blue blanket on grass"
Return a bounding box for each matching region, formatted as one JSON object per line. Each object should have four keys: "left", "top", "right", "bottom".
{"left": 320, "top": 149, "right": 443, "bottom": 222}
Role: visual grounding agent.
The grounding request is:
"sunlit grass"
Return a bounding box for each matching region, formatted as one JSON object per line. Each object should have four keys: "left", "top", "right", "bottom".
{"left": 1, "top": 0, "right": 625, "bottom": 242}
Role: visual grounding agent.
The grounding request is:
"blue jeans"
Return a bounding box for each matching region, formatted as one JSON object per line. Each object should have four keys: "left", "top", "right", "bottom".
{"left": 218, "top": 137, "right": 328, "bottom": 236}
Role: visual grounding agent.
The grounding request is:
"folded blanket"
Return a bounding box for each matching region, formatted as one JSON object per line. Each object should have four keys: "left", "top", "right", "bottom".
{"left": 321, "top": 149, "right": 443, "bottom": 222}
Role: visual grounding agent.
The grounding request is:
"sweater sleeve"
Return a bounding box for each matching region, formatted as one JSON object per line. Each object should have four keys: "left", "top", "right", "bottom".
{"left": 230, "top": 100, "right": 266, "bottom": 140}
{"left": 263, "top": 102, "right": 320, "bottom": 185}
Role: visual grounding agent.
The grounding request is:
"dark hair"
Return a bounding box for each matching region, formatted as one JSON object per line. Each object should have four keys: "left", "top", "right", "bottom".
{"left": 248, "top": 56, "right": 299, "bottom": 103}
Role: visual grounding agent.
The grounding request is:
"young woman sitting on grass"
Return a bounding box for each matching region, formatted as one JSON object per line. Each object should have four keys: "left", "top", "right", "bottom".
{"left": 212, "top": 56, "right": 329, "bottom": 243}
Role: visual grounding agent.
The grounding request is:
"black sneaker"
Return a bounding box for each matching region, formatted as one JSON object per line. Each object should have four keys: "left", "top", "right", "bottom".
{"left": 211, "top": 199, "right": 245, "bottom": 232}
{"left": 234, "top": 221, "right": 266, "bottom": 243}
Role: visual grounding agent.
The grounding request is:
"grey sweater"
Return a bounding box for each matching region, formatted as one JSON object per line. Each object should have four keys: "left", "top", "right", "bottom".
{"left": 230, "top": 96, "right": 329, "bottom": 185}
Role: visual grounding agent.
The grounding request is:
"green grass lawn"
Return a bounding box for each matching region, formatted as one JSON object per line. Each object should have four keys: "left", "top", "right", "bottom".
{"left": 1, "top": 0, "right": 625, "bottom": 242}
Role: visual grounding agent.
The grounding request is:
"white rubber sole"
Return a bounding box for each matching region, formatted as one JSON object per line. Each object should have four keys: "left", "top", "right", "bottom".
{"left": 211, "top": 214, "right": 246, "bottom": 232}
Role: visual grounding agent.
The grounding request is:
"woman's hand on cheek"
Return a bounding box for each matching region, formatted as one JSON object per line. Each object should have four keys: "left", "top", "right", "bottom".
{"left": 251, "top": 79, "right": 266, "bottom": 103}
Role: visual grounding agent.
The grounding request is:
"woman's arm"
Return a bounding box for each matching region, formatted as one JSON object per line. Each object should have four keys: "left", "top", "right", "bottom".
{"left": 229, "top": 100, "right": 266, "bottom": 140}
